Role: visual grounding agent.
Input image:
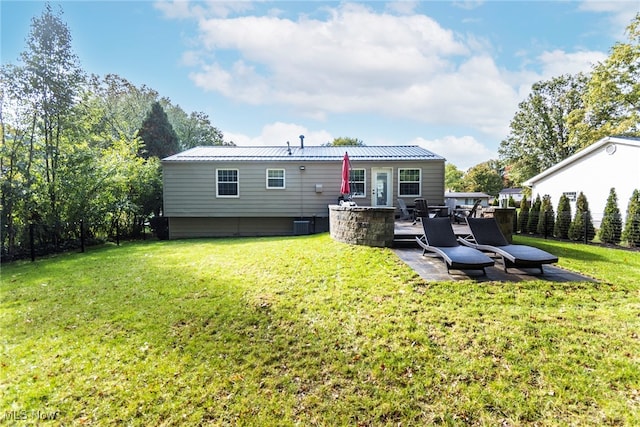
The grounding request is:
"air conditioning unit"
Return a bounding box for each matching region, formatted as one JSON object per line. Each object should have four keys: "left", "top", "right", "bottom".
{"left": 293, "top": 220, "right": 310, "bottom": 235}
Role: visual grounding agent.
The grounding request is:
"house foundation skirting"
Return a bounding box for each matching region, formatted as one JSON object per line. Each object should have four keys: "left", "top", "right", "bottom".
{"left": 329, "top": 205, "right": 395, "bottom": 247}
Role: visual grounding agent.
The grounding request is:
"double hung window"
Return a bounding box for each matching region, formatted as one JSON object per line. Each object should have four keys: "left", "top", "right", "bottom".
{"left": 217, "top": 169, "right": 239, "bottom": 197}
{"left": 398, "top": 168, "right": 421, "bottom": 197}
{"left": 349, "top": 169, "right": 366, "bottom": 197}
{"left": 266, "top": 169, "right": 286, "bottom": 189}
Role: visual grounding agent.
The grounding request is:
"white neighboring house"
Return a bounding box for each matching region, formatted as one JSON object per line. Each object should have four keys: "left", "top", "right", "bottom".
{"left": 523, "top": 136, "right": 640, "bottom": 227}
{"left": 498, "top": 188, "right": 524, "bottom": 206}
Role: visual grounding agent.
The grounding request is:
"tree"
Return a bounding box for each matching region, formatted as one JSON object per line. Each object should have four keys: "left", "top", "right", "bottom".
{"left": 527, "top": 195, "right": 541, "bottom": 234}
{"left": 86, "top": 74, "right": 159, "bottom": 145}
{"left": 1, "top": 3, "right": 86, "bottom": 252}
{"left": 537, "top": 194, "right": 555, "bottom": 236}
{"left": 138, "top": 101, "right": 180, "bottom": 159}
{"left": 598, "top": 188, "right": 622, "bottom": 244}
{"left": 324, "top": 137, "right": 365, "bottom": 146}
{"left": 622, "top": 189, "right": 640, "bottom": 247}
{"left": 568, "top": 14, "right": 640, "bottom": 145}
{"left": 517, "top": 194, "right": 529, "bottom": 234}
{"left": 554, "top": 194, "right": 572, "bottom": 239}
{"left": 164, "top": 106, "right": 228, "bottom": 149}
{"left": 445, "top": 163, "right": 464, "bottom": 191}
{"left": 461, "top": 160, "right": 503, "bottom": 196}
{"left": 568, "top": 192, "right": 596, "bottom": 242}
{"left": 499, "top": 73, "right": 588, "bottom": 185}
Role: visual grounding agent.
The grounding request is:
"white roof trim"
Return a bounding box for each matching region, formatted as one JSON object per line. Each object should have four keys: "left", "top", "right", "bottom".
{"left": 523, "top": 136, "right": 640, "bottom": 187}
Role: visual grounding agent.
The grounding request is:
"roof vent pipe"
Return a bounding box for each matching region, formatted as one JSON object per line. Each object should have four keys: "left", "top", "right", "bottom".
{"left": 299, "top": 135, "right": 304, "bottom": 149}
{"left": 287, "top": 141, "right": 291, "bottom": 155}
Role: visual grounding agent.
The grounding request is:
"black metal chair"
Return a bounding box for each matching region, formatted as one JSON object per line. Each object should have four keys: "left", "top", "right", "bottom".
{"left": 414, "top": 198, "right": 430, "bottom": 218}
{"left": 453, "top": 199, "right": 482, "bottom": 223}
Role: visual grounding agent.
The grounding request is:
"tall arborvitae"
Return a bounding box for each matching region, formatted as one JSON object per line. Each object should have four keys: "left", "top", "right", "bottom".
{"left": 138, "top": 101, "right": 180, "bottom": 159}
{"left": 517, "top": 194, "right": 529, "bottom": 234}
{"left": 554, "top": 194, "right": 572, "bottom": 239}
{"left": 537, "top": 194, "right": 555, "bottom": 236}
{"left": 568, "top": 192, "right": 596, "bottom": 242}
{"left": 622, "top": 189, "right": 640, "bottom": 247}
{"left": 599, "top": 188, "right": 622, "bottom": 244}
{"left": 527, "top": 195, "right": 541, "bottom": 234}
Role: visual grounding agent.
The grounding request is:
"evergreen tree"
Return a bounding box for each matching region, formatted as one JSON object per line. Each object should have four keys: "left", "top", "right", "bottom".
{"left": 517, "top": 194, "right": 529, "bottom": 234}
{"left": 554, "top": 194, "right": 572, "bottom": 239}
{"left": 622, "top": 189, "right": 640, "bottom": 247}
{"left": 568, "top": 192, "right": 596, "bottom": 242}
{"left": 527, "top": 195, "right": 541, "bottom": 234}
{"left": 138, "top": 101, "right": 180, "bottom": 159}
{"left": 537, "top": 194, "right": 555, "bottom": 236}
{"left": 598, "top": 188, "right": 622, "bottom": 244}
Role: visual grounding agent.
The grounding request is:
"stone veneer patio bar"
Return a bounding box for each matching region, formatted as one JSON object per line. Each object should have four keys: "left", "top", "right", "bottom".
{"left": 329, "top": 205, "right": 395, "bottom": 247}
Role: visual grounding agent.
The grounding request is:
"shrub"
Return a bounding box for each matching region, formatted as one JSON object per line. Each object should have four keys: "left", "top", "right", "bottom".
{"left": 622, "top": 189, "right": 640, "bottom": 247}
{"left": 568, "top": 192, "right": 595, "bottom": 242}
{"left": 537, "top": 195, "right": 555, "bottom": 236}
{"left": 517, "top": 195, "right": 529, "bottom": 234}
{"left": 554, "top": 194, "right": 572, "bottom": 239}
{"left": 599, "top": 188, "right": 622, "bottom": 244}
{"left": 527, "top": 195, "right": 541, "bottom": 234}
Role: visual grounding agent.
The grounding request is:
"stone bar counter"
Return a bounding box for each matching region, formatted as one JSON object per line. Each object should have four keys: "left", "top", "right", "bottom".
{"left": 329, "top": 205, "right": 395, "bottom": 247}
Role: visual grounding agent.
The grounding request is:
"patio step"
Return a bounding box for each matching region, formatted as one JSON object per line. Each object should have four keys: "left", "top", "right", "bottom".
{"left": 393, "top": 233, "right": 421, "bottom": 248}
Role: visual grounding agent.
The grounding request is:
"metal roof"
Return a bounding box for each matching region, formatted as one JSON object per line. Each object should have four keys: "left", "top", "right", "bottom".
{"left": 162, "top": 145, "right": 445, "bottom": 162}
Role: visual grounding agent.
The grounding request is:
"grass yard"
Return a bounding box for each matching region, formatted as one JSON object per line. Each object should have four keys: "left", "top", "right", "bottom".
{"left": 1, "top": 234, "right": 639, "bottom": 426}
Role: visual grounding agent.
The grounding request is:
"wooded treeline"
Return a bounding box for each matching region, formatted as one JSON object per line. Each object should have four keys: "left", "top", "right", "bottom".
{"left": 0, "top": 5, "right": 230, "bottom": 261}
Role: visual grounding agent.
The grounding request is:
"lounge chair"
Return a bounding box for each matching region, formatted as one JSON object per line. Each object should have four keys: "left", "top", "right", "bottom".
{"left": 461, "top": 218, "right": 559, "bottom": 273}
{"left": 415, "top": 217, "right": 495, "bottom": 274}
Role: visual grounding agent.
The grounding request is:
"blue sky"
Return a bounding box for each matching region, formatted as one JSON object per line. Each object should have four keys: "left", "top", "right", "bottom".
{"left": 2, "top": 1, "right": 638, "bottom": 169}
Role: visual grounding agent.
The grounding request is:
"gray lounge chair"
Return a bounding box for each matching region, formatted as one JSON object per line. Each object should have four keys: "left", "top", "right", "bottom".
{"left": 462, "top": 218, "right": 559, "bottom": 273}
{"left": 415, "top": 217, "right": 494, "bottom": 274}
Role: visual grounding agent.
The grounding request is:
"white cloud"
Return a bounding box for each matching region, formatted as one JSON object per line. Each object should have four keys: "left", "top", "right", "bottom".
{"left": 160, "top": 1, "right": 621, "bottom": 149}
{"left": 154, "top": 0, "right": 254, "bottom": 19}
{"left": 578, "top": 0, "right": 639, "bottom": 32}
{"left": 385, "top": 0, "right": 419, "bottom": 15}
{"left": 537, "top": 49, "right": 607, "bottom": 78}
{"left": 181, "top": 3, "right": 535, "bottom": 140}
{"left": 223, "top": 122, "right": 333, "bottom": 146}
{"left": 412, "top": 135, "right": 496, "bottom": 170}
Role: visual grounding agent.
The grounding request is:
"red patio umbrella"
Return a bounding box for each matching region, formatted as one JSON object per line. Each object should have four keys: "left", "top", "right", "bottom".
{"left": 340, "top": 151, "right": 350, "bottom": 195}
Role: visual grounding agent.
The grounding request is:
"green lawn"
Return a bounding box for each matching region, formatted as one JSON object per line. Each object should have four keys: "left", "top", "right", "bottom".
{"left": 2, "top": 234, "right": 639, "bottom": 426}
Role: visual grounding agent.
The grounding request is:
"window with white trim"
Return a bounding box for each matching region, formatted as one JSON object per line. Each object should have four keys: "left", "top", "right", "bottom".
{"left": 266, "top": 169, "right": 285, "bottom": 189}
{"left": 398, "top": 168, "right": 421, "bottom": 197}
{"left": 216, "top": 169, "right": 239, "bottom": 197}
{"left": 349, "top": 169, "right": 366, "bottom": 197}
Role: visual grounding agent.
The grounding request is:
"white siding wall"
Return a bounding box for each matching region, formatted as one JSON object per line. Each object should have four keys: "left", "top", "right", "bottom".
{"left": 530, "top": 142, "right": 640, "bottom": 225}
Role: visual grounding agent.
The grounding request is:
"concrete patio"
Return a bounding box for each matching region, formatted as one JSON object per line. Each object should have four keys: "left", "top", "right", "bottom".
{"left": 392, "top": 219, "right": 596, "bottom": 282}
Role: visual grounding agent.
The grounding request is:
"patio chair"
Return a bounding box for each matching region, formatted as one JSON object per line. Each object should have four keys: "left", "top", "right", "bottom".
{"left": 397, "top": 199, "right": 413, "bottom": 221}
{"left": 413, "top": 198, "right": 430, "bottom": 219}
{"left": 453, "top": 199, "right": 482, "bottom": 223}
{"left": 415, "top": 217, "right": 495, "bottom": 274}
{"left": 461, "top": 217, "right": 559, "bottom": 274}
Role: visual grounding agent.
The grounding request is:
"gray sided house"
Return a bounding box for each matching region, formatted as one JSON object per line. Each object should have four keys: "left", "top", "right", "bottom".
{"left": 162, "top": 145, "right": 445, "bottom": 238}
